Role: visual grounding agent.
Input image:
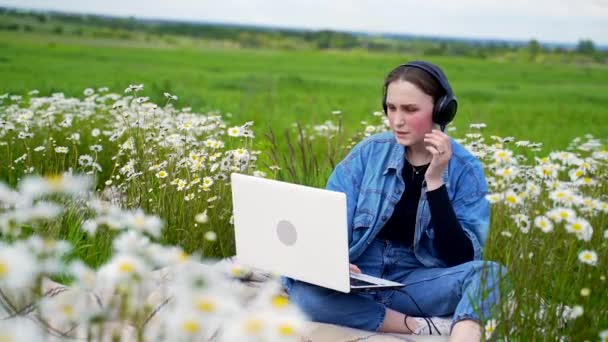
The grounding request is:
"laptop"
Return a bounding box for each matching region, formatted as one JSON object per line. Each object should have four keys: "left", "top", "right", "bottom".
{"left": 230, "top": 172, "right": 404, "bottom": 293}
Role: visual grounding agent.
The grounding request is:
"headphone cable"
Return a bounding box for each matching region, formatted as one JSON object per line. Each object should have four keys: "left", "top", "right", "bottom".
{"left": 392, "top": 286, "right": 442, "bottom": 335}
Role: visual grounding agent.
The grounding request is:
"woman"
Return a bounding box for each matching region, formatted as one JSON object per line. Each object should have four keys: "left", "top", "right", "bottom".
{"left": 283, "top": 61, "right": 505, "bottom": 341}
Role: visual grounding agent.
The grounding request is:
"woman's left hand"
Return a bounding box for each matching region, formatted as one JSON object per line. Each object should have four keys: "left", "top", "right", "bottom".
{"left": 423, "top": 129, "right": 452, "bottom": 189}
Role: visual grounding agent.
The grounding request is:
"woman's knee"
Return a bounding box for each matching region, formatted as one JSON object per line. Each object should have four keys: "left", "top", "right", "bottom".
{"left": 463, "top": 260, "right": 508, "bottom": 292}
{"left": 288, "top": 281, "right": 384, "bottom": 330}
{"left": 288, "top": 281, "right": 339, "bottom": 321}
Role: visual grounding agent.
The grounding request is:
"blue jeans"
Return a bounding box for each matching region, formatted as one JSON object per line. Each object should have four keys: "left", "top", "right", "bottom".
{"left": 286, "top": 238, "right": 506, "bottom": 332}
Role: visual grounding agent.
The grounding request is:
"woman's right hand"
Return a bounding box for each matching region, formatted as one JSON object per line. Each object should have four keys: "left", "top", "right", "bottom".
{"left": 349, "top": 264, "right": 362, "bottom": 274}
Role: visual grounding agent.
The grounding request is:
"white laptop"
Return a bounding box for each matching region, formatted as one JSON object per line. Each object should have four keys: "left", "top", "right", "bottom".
{"left": 230, "top": 172, "right": 404, "bottom": 293}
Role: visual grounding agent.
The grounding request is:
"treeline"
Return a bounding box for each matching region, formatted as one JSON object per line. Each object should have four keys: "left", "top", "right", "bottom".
{"left": 0, "top": 7, "right": 606, "bottom": 63}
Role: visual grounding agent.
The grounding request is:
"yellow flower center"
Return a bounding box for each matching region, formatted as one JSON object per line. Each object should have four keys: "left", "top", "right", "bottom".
{"left": 62, "top": 305, "right": 74, "bottom": 316}
{"left": 583, "top": 254, "right": 592, "bottom": 261}
{"left": 0, "top": 262, "right": 8, "bottom": 277}
{"left": 118, "top": 261, "right": 135, "bottom": 274}
{"left": 572, "top": 223, "right": 582, "bottom": 232}
{"left": 506, "top": 196, "right": 517, "bottom": 204}
{"left": 178, "top": 251, "right": 189, "bottom": 262}
{"left": 245, "top": 319, "right": 263, "bottom": 334}
{"left": 46, "top": 174, "right": 63, "bottom": 189}
{"left": 559, "top": 212, "right": 569, "bottom": 219}
{"left": 182, "top": 320, "right": 200, "bottom": 333}
{"left": 0, "top": 333, "right": 13, "bottom": 342}
{"left": 195, "top": 298, "right": 216, "bottom": 312}
{"left": 231, "top": 267, "right": 243, "bottom": 277}
{"left": 277, "top": 323, "right": 295, "bottom": 336}
{"left": 272, "top": 295, "right": 289, "bottom": 308}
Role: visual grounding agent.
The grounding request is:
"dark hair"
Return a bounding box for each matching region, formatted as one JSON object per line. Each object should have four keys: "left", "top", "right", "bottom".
{"left": 383, "top": 65, "right": 444, "bottom": 103}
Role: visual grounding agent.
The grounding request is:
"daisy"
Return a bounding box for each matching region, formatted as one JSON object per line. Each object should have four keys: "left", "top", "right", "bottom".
{"left": 569, "top": 305, "right": 584, "bottom": 319}
{"left": 578, "top": 250, "right": 597, "bottom": 266}
{"left": 123, "top": 209, "right": 163, "bottom": 238}
{"left": 0, "top": 243, "right": 39, "bottom": 289}
{"left": 227, "top": 126, "right": 242, "bottom": 137}
{"left": 493, "top": 149, "right": 515, "bottom": 164}
{"left": 534, "top": 215, "right": 554, "bottom": 233}
{"left": 484, "top": 319, "right": 497, "bottom": 340}
{"left": 485, "top": 193, "right": 502, "bottom": 204}
{"left": 156, "top": 170, "right": 168, "bottom": 179}
{"left": 469, "top": 123, "right": 487, "bottom": 129}
{"left": 78, "top": 155, "right": 93, "bottom": 166}
{"left": 546, "top": 207, "right": 576, "bottom": 223}
{"left": 90, "top": 144, "right": 103, "bottom": 152}
{"left": 204, "top": 231, "right": 217, "bottom": 241}
{"left": 195, "top": 210, "right": 209, "bottom": 223}
{"left": 599, "top": 329, "right": 608, "bottom": 342}
{"left": 503, "top": 190, "right": 522, "bottom": 207}
{"left": 55, "top": 146, "right": 69, "bottom": 154}
{"left": 566, "top": 218, "right": 593, "bottom": 241}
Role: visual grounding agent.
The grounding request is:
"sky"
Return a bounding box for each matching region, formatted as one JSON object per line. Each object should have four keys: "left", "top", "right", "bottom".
{"left": 1, "top": 0, "right": 607, "bottom": 45}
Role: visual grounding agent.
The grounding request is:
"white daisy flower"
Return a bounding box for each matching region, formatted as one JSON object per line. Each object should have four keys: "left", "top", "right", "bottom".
{"left": 534, "top": 215, "right": 554, "bottom": 233}
{"left": 0, "top": 243, "right": 39, "bottom": 289}
{"left": 569, "top": 305, "right": 584, "bottom": 319}
{"left": 578, "top": 250, "right": 597, "bottom": 266}
{"left": 546, "top": 207, "right": 576, "bottom": 223}
{"left": 599, "top": 329, "right": 608, "bottom": 342}
{"left": 566, "top": 217, "right": 593, "bottom": 241}
{"left": 227, "top": 126, "right": 242, "bottom": 137}
{"left": 123, "top": 209, "right": 163, "bottom": 238}
{"left": 90, "top": 144, "right": 103, "bottom": 152}
{"left": 484, "top": 319, "right": 497, "bottom": 340}
{"left": 55, "top": 146, "right": 69, "bottom": 154}
{"left": 204, "top": 231, "right": 217, "bottom": 241}
{"left": 503, "top": 190, "right": 522, "bottom": 207}
{"left": 195, "top": 210, "right": 209, "bottom": 224}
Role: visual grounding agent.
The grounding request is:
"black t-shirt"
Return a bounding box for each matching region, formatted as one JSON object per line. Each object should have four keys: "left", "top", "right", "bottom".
{"left": 376, "top": 156, "right": 474, "bottom": 266}
{"left": 376, "top": 157, "right": 427, "bottom": 245}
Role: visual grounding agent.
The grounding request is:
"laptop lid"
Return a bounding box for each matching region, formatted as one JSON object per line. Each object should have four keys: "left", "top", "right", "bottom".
{"left": 230, "top": 172, "right": 352, "bottom": 293}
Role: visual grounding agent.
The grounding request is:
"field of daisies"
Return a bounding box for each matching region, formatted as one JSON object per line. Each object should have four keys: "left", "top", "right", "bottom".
{"left": 0, "top": 86, "right": 606, "bottom": 341}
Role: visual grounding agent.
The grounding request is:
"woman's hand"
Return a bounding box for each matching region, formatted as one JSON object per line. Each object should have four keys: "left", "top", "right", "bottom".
{"left": 349, "top": 264, "right": 362, "bottom": 274}
{"left": 424, "top": 129, "right": 452, "bottom": 190}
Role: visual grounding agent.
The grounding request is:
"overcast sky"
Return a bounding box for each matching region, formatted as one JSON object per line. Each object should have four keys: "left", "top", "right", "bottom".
{"left": 1, "top": 0, "right": 607, "bottom": 45}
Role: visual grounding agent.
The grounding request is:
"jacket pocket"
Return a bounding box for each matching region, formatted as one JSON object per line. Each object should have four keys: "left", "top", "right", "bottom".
{"left": 352, "top": 208, "right": 373, "bottom": 243}
{"left": 353, "top": 207, "right": 374, "bottom": 229}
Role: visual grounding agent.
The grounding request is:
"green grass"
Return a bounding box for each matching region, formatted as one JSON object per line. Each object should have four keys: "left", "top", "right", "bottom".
{"left": 1, "top": 30, "right": 607, "bottom": 153}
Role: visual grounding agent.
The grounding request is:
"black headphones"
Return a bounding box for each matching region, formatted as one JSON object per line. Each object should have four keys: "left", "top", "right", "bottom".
{"left": 382, "top": 61, "right": 458, "bottom": 130}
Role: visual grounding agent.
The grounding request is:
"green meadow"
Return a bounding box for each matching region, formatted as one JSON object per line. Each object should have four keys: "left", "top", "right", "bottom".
{"left": 1, "top": 30, "right": 607, "bottom": 151}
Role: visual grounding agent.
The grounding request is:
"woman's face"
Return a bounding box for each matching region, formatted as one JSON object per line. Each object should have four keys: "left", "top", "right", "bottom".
{"left": 385, "top": 80, "right": 435, "bottom": 146}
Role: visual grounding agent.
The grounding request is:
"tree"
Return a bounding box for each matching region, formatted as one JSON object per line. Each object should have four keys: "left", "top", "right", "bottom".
{"left": 527, "top": 39, "right": 541, "bottom": 58}
{"left": 576, "top": 39, "right": 596, "bottom": 55}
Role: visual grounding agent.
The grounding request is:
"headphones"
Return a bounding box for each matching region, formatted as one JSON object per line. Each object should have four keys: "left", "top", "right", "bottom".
{"left": 382, "top": 61, "right": 458, "bottom": 130}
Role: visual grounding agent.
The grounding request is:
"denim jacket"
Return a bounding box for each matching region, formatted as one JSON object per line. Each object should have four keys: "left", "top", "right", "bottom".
{"left": 282, "top": 131, "right": 490, "bottom": 291}
{"left": 328, "top": 131, "right": 490, "bottom": 267}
